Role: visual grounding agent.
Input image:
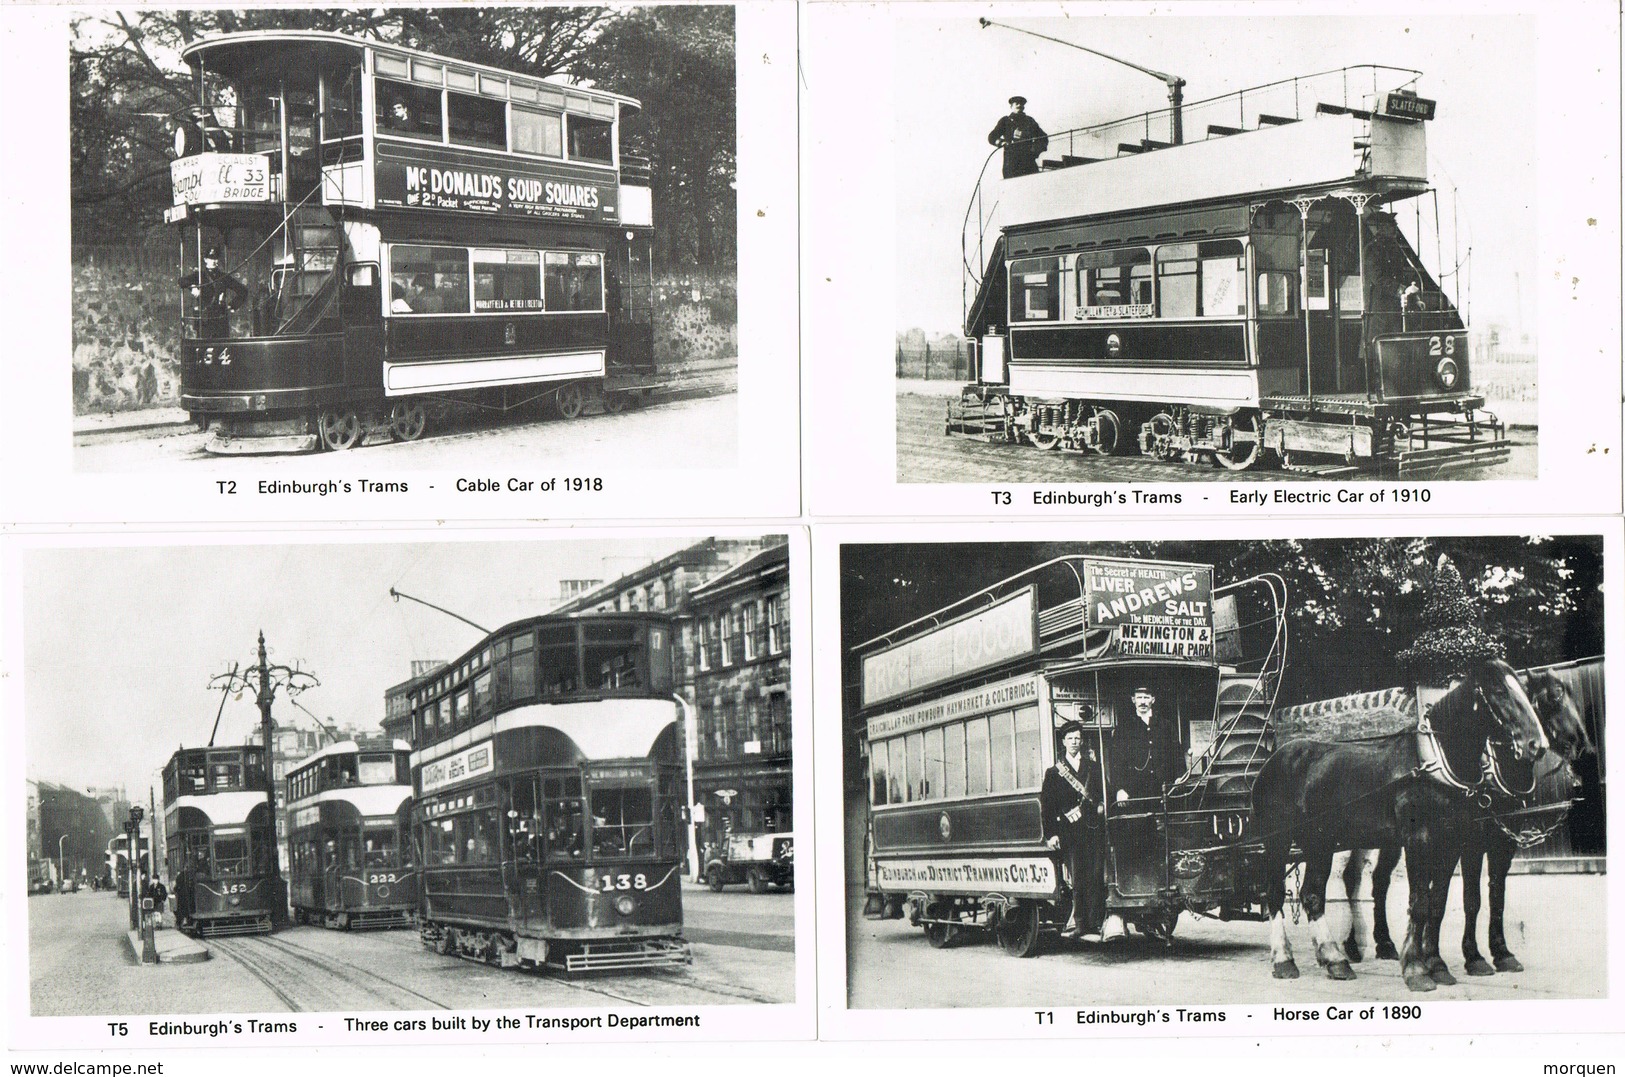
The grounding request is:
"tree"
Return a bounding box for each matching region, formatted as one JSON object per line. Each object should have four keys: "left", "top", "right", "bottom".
{"left": 576, "top": 6, "right": 736, "bottom": 270}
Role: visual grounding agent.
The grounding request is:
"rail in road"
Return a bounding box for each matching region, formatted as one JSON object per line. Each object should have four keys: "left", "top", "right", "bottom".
{"left": 210, "top": 929, "right": 784, "bottom": 1010}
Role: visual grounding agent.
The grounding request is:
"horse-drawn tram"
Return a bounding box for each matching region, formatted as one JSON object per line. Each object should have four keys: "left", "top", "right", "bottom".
{"left": 167, "top": 31, "right": 659, "bottom": 453}
{"left": 162, "top": 745, "right": 283, "bottom": 936}
{"left": 858, "top": 555, "right": 1286, "bottom": 955}
{"left": 286, "top": 739, "right": 417, "bottom": 929}
{"left": 950, "top": 66, "right": 1507, "bottom": 477}
{"left": 407, "top": 611, "right": 691, "bottom": 972}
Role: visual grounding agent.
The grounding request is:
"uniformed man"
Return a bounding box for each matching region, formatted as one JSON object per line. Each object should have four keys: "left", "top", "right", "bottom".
{"left": 1110, "top": 685, "right": 1185, "bottom": 803}
{"left": 1041, "top": 719, "right": 1106, "bottom": 941}
{"left": 987, "top": 95, "right": 1049, "bottom": 178}
{"left": 180, "top": 246, "right": 248, "bottom": 338}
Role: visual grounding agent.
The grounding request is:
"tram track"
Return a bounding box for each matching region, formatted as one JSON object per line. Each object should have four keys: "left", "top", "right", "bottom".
{"left": 210, "top": 933, "right": 452, "bottom": 1012}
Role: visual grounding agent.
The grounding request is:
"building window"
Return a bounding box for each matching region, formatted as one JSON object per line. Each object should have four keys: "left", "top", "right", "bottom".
{"left": 742, "top": 603, "right": 758, "bottom": 660}
{"left": 766, "top": 593, "right": 787, "bottom": 654}
{"left": 720, "top": 613, "right": 734, "bottom": 666}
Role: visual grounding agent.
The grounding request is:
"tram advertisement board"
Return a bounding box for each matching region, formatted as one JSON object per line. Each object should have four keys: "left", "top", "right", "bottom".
{"left": 375, "top": 143, "right": 619, "bottom": 224}
{"left": 170, "top": 152, "right": 272, "bottom": 206}
{"left": 419, "top": 740, "right": 495, "bottom": 795}
{"left": 861, "top": 588, "right": 1038, "bottom": 708}
{"left": 865, "top": 673, "right": 1042, "bottom": 741}
{"left": 873, "top": 856, "right": 1058, "bottom": 896}
{"left": 1084, "top": 559, "right": 1214, "bottom": 660}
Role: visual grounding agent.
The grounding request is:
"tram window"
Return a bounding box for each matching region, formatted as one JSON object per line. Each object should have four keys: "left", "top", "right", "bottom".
{"left": 391, "top": 245, "right": 470, "bottom": 315}
{"left": 473, "top": 670, "right": 493, "bottom": 715}
{"left": 1252, "top": 233, "right": 1301, "bottom": 316}
{"left": 340, "top": 833, "right": 361, "bottom": 871}
{"left": 358, "top": 754, "right": 395, "bottom": 786}
{"left": 210, "top": 761, "right": 241, "bottom": 790}
{"left": 869, "top": 752, "right": 888, "bottom": 807}
{"left": 546, "top": 798, "right": 586, "bottom": 858}
{"left": 376, "top": 78, "right": 444, "bottom": 141}
{"left": 901, "top": 732, "right": 922, "bottom": 801}
{"left": 512, "top": 106, "right": 563, "bottom": 158}
{"left": 1078, "top": 248, "right": 1153, "bottom": 314}
{"left": 1200, "top": 240, "right": 1246, "bottom": 316}
{"left": 286, "top": 84, "right": 318, "bottom": 160}
{"left": 545, "top": 252, "right": 605, "bottom": 312}
{"left": 1010, "top": 256, "right": 1061, "bottom": 322}
{"left": 448, "top": 91, "right": 507, "bottom": 151}
{"left": 943, "top": 723, "right": 967, "bottom": 799}
{"left": 965, "top": 718, "right": 990, "bottom": 797}
{"left": 590, "top": 785, "right": 654, "bottom": 858}
{"left": 886, "top": 738, "right": 906, "bottom": 804}
{"left": 428, "top": 818, "right": 456, "bottom": 865}
{"left": 567, "top": 115, "right": 614, "bottom": 164}
{"left": 214, "top": 838, "right": 248, "bottom": 877}
{"left": 455, "top": 689, "right": 472, "bottom": 729}
{"left": 1256, "top": 271, "right": 1298, "bottom": 316}
{"left": 538, "top": 625, "right": 581, "bottom": 697}
{"left": 244, "top": 93, "right": 281, "bottom": 155}
{"left": 1156, "top": 244, "right": 1199, "bottom": 319}
{"left": 510, "top": 632, "right": 537, "bottom": 701}
{"left": 322, "top": 64, "right": 363, "bottom": 140}
{"left": 435, "top": 697, "right": 451, "bottom": 736}
{"left": 1014, "top": 706, "right": 1043, "bottom": 790}
{"left": 584, "top": 621, "right": 642, "bottom": 690}
{"left": 473, "top": 249, "right": 543, "bottom": 312}
{"left": 989, "top": 710, "right": 1016, "bottom": 793}
{"left": 922, "top": 727, "right": 945, "bottom": 801}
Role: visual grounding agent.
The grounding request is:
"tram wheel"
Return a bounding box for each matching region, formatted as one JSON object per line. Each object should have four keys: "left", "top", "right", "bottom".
{"left": 1026, "top": 427, "right": 1061, "bottom": 451}
{"left": 923, "top": 903, "right": 959, "bottom": 949}
{"left": 1144, "top": 412, "right": 1178, "bottom": 460}
{"left": 1214, "top": 412, "right": 1262, "bottom": 471}
{"left": 317, "top": 410, "right": 362, "bottom": 451}
{"left": 388, "top": 402, "right": 427, "bottom": 442}
{"left": 554, "top": 383, "right": 585, "bottom": 420}
{"left": 994, "top": 903, "right": 1041, "bottom": 958}
{"left": 1091, "top": 408, "right": 1124, "bottom": 455}
{"left": 433, "top": 929, "right": 453, "bottom": 956}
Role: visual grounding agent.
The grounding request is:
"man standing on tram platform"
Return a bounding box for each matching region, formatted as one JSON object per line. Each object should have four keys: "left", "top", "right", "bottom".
{"left": 1110, "top": 685, "right": 1184, "bottom": 803}
{"left": 988, "top": 95, "right": 1048, "bottom": 178}
{"left": 181, "top": 246, "right": 248, "bottom": 338}
{"left": 1041, "top": 719, "right": 1106, "bottom": 941}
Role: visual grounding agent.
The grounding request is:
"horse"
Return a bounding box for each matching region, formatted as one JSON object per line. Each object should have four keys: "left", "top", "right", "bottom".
{"left": 1341, "top": 668, "right": 1590, "bottom": 975}
{"left": 1251, "top": 657, "right": 1547, "bottom": 992}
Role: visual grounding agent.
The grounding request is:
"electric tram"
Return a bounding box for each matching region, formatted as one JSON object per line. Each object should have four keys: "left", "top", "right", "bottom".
{"left": 407, "top": 611, "right": 691, "bottom": 972}
{"left": 857, "top": 555, "right": 1284, "bottom": 955}
{"left": 162, "top": 745, "right": 283, "bottom": 936}
{"left": 286, "top": 740, "right": 417, "bottom": 929}
{"left": 166, "top": 31, "right": 659, "bottom": 453}
{"left": 105, "top": 833, "right": 150, "bottom": 898}
{"left": 950, "top": 66, "right": 1507, "bottom": 477}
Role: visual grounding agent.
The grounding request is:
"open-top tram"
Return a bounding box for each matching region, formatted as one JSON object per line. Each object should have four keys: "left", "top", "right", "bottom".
{"left": 167, "top": 31, "right": 659, "bottom": 453}
{"left": 408, "top": 611, "right": 690, "bottom": 973}
{"left": 859, "top": 555, "right": 1285, "bottom": 956}
{"left": 162, "top": 745, "right": 283, "bottom": 937}
{"left": 286, "top": 739, "right": 417, "bottom": 929}
{"left": 949, "top": 66, "right": 1507, "bottom": 477}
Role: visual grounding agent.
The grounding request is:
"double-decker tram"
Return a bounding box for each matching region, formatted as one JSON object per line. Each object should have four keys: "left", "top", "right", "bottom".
{"left": 286, "top": 739, "right": 417, "bottom": 929}
{"left": 167, "top": 31, "right": 659, "bottom": 453}
{"left": 162, "top": 745, "right": 283, "bottom": 936}
{"left": 858, "top": 555, "right": 1285, "bottom": 956}
{"left": 408, "top": 612, "right": 691, "bottom": 972}
{"left": 950, "top": 67, "right": 1507, "bottom": 476}
{"left": 106, "top": 834, "right": 150, "bottom": 897}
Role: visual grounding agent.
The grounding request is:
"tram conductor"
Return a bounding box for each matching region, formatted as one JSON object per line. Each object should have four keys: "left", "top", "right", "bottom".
{"left": 988, "top": 95, "right": 1048, "bottom": 178}
{"left": 1041, "top": 719, "right": 1106, "bottom": 940}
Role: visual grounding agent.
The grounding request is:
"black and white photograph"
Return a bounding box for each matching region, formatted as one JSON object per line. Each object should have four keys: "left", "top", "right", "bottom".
{"left": 16, "top": 533, "right": 802, "bottom": 1034}
{"left": 837, "top": 535, "right": 1606, "bottom": 1008}
{"left": 66, "top": 6, "right": 740, "bottom": 469}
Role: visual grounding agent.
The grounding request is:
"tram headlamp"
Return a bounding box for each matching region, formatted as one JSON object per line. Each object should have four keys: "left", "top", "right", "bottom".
{"left": 230, "top": 896, "right": 241, "bottom": 906}
{"left": 1435, "top": 357, "right": 1460, "bottom": 391}
{"left": 614, "top": 895, "right": 637, "bottom": 917}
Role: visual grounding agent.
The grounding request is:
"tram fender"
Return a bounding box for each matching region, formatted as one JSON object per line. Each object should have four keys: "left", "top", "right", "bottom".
{"left": 1264, "top": 418, "right": 1375, "bottom": 460}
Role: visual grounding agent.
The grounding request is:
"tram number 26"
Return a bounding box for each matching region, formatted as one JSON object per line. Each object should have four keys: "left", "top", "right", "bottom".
{"left": 599, "top": 873, "right": 649, "bottom": 892}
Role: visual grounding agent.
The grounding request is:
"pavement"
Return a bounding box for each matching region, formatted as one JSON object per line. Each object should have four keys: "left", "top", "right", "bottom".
{"left": 124, "top": 922, "right": 210, "bottom": 964}
{"left": 71, "top": 358, "right": 738, "bottom": 438}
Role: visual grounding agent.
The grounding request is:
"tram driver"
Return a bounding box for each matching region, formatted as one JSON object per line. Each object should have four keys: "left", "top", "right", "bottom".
{"left": 1109, "top": 685, "right": 1185, "bottom": 805}
{"left": 1041, "top": 718, "right": 1106, "bottom": 942}
{"left": 181, "top": 245, "right": 248, "bottom": 338}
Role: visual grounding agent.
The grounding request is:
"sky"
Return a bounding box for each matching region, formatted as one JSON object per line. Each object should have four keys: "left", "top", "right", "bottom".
{"left": 893, "top": 11, "right": 1540, "bottom": 337}
{"left": 22, "top": 536, "right": 693, "bottom": 797}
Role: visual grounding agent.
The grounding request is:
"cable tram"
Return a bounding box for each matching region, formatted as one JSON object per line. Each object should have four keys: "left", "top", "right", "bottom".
{"left": 950, "top": 66, "right": 1508, "bottom": 477}
{"left": 857, "top": 555, "right": 1283, "bottom": 955}
{"left": 286, "top": 739, "right": 417, "bottom": 929}
{"left": 162, "top": 745, "right": 283, "bottom": 936}
{"left": 166, "top": 31, "right": 659, "bottom": 453}
{"left": 408, "top": 611, "right": 691, "bottom": 972}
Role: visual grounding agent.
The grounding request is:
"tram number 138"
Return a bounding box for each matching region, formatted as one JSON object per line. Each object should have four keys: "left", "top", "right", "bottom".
{"left": 599, "top": 873, "right": 649, "bottom": 892}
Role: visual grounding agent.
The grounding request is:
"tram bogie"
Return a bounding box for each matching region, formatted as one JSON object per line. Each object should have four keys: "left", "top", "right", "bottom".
{"left": 952, "top": 67, "right": 1508, "bottom": 476}
{"left": 168, "top": 31, "right": 662, "bottom": 454}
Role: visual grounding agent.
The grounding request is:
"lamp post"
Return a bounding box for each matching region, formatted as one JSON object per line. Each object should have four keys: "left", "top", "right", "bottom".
{"left": 672, "top": 693, "right": 703, "bottom": 882}
{"left": 57, "top": 833, "right": 68, "bottom": 892}
{"left": 125, "top": 806, "right": 145, "bottom": 931}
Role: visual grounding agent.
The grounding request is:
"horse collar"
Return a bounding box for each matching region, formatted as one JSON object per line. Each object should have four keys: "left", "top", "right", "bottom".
{"left": 1414, "top": 708, "right": 1487, "bottom": 798}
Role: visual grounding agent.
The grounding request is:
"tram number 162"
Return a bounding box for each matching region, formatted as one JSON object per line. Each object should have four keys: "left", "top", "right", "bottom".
{"left": 599, "top": 873, "right": 649, "bottom": 892}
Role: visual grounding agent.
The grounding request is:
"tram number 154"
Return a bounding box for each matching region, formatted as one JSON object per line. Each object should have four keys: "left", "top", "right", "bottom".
{"left": 599, "top": 873, "right": 649, "bottom": 892}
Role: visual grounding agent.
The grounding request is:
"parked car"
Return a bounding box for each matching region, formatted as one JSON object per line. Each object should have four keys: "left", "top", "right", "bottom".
{"left": 705, "top": 832, "right": 793, "bottom": 893}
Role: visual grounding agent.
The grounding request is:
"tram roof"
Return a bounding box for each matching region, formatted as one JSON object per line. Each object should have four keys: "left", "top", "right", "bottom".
{"left": 179, "top": 30, "right": 642, "bottom": 117}
{"left": 166, "top": 791, "right": 271, "bottom": 828}
{"left": 287, "top": 786, "right": 413, "bottom": 817}
{"left": 413, "top": 698, "right": 677, "bottom": 769}
{"left": 290, "top": 739, "right": 412, "bottom": 775}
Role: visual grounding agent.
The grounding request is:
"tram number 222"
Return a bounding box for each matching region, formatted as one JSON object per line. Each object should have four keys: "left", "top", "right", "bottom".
{"left": 599, "top": 873, "right": 650, "bottom": 892}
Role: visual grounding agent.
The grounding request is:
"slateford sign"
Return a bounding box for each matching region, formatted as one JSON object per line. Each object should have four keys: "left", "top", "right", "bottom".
{"left": 171, "top": 153, "right": 272, "bottom": 206}
{"left": 861, "top": 588, "right": 1037, "bottom": 708}
{"left": 865, "top": 673, "right": 1043, "bottom": 741}
{"left": 375, "top": 144, "right": 618, "bottom": 223}
{"left": 874, "top": 856, "right": 1058, "bottom": 896}
{"left": 1085, "top": 558, "right": 1214, "bottom": 660}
